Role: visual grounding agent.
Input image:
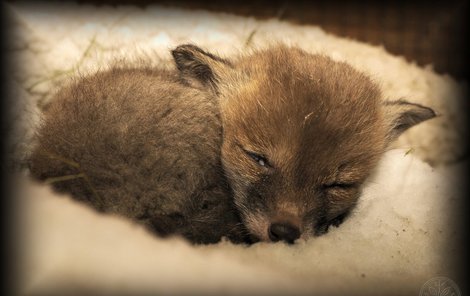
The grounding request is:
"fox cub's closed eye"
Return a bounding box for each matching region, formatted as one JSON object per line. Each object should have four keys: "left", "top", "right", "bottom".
{"left": 321, "top": 183, "right": 357, "bottom": 190}
{"left": 245, "top": 150, "right": 269, "bottom": 167}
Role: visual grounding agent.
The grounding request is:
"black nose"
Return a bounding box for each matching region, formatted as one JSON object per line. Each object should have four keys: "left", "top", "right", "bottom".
{"left": 268, "top": 223, "right": 300, "bottom": 244}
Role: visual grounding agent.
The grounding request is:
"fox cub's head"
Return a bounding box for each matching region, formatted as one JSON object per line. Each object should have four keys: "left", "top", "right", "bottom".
{"left": 172, "top": 44, "right": 435, "bottom": 243}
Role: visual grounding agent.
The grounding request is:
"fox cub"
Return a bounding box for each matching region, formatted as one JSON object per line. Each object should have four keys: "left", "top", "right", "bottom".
{"left": 29, "top": 44, "right": 435, "bottom": 244}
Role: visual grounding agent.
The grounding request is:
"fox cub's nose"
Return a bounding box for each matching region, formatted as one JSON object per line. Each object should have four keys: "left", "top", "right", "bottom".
{"left": 269, "top": 222, "right": 300, "bottom": 244}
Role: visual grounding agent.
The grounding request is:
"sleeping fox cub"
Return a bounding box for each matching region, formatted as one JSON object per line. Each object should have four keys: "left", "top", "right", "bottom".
{"left": 29, "top": 44, "right": 435, "bottom": 244}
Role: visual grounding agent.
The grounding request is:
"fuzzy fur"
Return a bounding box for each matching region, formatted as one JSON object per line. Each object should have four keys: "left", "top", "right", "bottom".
{"left": 172, "top": 44, "right": 435, "bottom": 242}
{"left": 28, "top": 66, "right": 245, "bottom": 244}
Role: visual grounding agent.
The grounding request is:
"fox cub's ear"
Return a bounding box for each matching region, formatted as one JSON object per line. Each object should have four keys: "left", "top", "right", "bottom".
{"left": 171, "top": 44, "right": 232, "bottom": 93}
{"left": 383, "top": 100, "right": 436, "bottom": 142}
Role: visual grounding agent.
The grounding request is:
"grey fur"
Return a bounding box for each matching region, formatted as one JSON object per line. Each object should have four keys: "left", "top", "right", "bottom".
{"left": 29, "top": 66, "right": 246, "bottom": 244}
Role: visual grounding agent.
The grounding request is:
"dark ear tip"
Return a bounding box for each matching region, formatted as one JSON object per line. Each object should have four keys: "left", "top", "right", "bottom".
{"left": 172, "top": 44, "right": 202, "bottom": 55}
{"left": 403, "top": 104, "right": 437, "bottom": 128}
{"left": 171, "top": 44, "right": 209, "bottom": 68}
{"left": 171, "top": 44, "right": 190, "bottom": 58}
{"left": 388, "top": 99, "right": 437, "bottom": 122}
{"left": 171, "top": 44, "right": 201, "bottom": 71}
{"left": 418, "top": 105, "right": 437, "bottom": 122}
{"left": 384, "top": 100, "right": 439, "bottom": 140}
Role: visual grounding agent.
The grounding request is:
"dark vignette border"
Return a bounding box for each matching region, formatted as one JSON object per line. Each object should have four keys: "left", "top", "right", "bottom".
{"left": 1, "top": 0, "right": 468, "bottom": 296}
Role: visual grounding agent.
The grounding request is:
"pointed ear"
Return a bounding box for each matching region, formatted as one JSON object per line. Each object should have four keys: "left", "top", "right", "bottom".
{"left": 383, "top": 100, "right": 436, "bottom": 142}
{"left": 171, "top": 44, "right": 232, "bottom": 93}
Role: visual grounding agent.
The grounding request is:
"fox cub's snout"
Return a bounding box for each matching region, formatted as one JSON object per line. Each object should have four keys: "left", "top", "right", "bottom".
{"left": 173, "top": 44, "right": 436, "bottom": 243}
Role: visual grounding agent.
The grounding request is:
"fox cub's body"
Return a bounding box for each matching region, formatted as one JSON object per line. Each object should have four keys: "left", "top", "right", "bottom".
{"left": 30, "top": 44, "right": 435, "bottom": 244}
{"left": 29, "top": 67, "right": 243, "bottom": 244}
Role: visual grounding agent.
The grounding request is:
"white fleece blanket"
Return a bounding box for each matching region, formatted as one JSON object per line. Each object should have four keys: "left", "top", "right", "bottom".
{"left": 7, "top": 2, "right": 466, "bottom": 295}
{"left": 16, "top": 151, "right": 464, "bottom": 295}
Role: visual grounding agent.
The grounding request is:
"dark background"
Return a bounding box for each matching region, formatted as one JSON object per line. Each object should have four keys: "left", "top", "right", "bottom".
{"left": 1, "top": 1, "right": 469, "bottom": 295}
{"left": 66, "top": 0, "right": 469, "bottom": 81}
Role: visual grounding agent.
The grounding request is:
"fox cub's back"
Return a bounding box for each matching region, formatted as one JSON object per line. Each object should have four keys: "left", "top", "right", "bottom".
{"left": 29, "top": 66, "right": 244, "bottom": 244}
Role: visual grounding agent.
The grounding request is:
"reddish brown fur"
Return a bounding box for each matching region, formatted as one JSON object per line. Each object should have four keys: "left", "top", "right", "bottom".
{"left": 172, "top": 44, "right": 435, "bottom": 242}
{"left": 219, "top": 47, "right": 386, "bottom": 240}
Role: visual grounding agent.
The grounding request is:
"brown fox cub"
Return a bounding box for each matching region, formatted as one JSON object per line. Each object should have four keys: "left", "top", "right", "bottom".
{"left": 29, "top": 44, "right": 435, "bottom": 245}
{"left": 171, "top": 44, "right": 435, "bottom": 243}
